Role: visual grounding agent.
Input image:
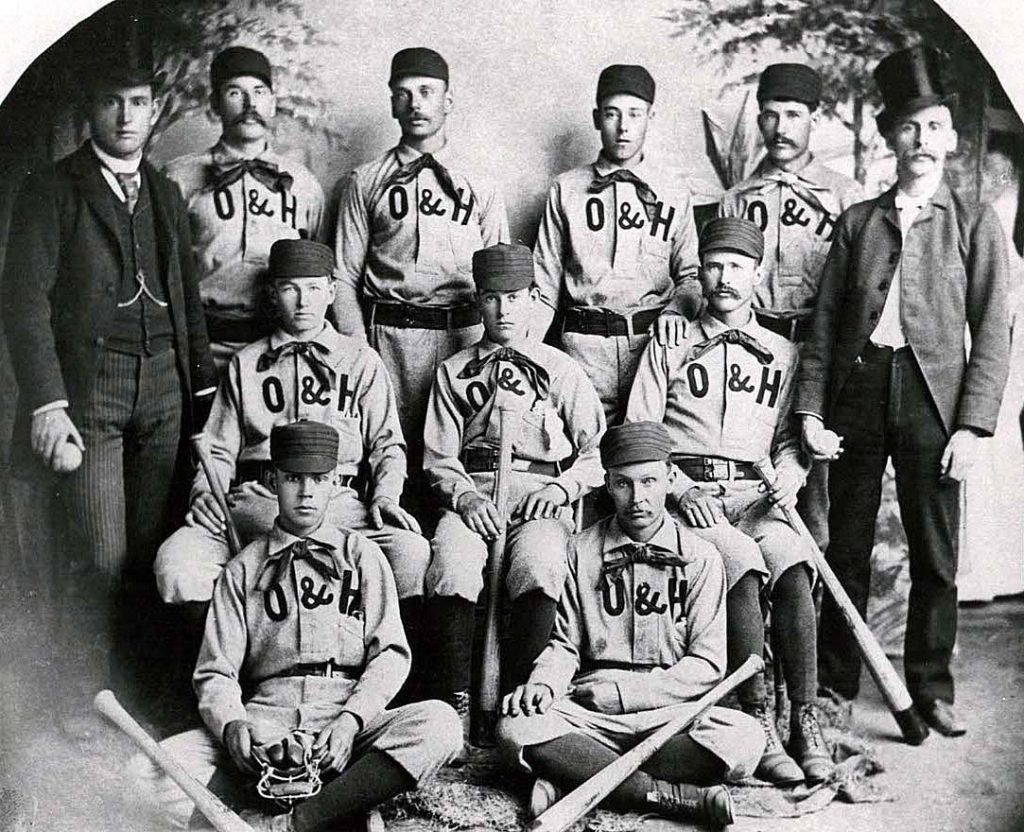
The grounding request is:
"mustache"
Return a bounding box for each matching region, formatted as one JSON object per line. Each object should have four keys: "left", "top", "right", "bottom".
{"left": 230, "top": 110, "right": 266, "bottom": 127}
{"left": 710, "top": 287, "right": 742, "bottom": 298}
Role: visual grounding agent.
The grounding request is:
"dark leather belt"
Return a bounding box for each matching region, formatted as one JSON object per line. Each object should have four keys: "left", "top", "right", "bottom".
{"left": 280, "top": 660, "right": 363, "bottom": 679}
{"left": 672, "top": 455, "right": 759, "bottom": 482}
{"left": 754, "top": 310, "right": 809, "bottom": 342}
{"left": 369, "top": 300, "right": 481, "bottom": 331}
{"left": 205, "top": 314, "right": 271, "bottom": 345}
{"left": 563, "top": 306, "right": 662, "bottom": 338}
{"left": 236, "top": 460, "right": 354, "bottom": 489}
{"left": 461, "top": 446, "right": 560, "bottom": 477}
{"left": 579, "top": 660, "right": 670, "bottom": 674}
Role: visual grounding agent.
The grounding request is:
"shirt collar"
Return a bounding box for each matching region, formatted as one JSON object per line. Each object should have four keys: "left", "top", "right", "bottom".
{"left": 593, "top": 151, "right": 650, "bottom": 178}
{"left": 266, "top": 518, "right": 345, "bottom": 558}
{"left": 394, "top": 140, "right": 452, "bottom": 166}
{"left": 211, "top": 138, "right": 273, "bottom": 165}
{"left": 697, "top": 309, "right": 762, "bottom": 339}
{"left": 90, "top": 140, "right": 141, "bottom": 175}
{"left": 475, "top": 336, "right": 543, "bottom": 363}
{"left": 267, "top": 322, "right": 342, "bottom": 352}
{"left": 753, "top": 155, "right": 830, "bottom": 191}
{"left": 895, "top": 176, "right": 942, "bottom": 211}
{"left": 602, "top": 512, "right": 678, "bottom": 556}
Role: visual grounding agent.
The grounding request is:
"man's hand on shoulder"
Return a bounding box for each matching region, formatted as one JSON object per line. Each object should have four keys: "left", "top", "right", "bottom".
{"left": 652, "top": 313, "right": 690, "bottom": 348}
{"left": 674, "top": 486, "right": 724, "bottom": 528}
{"left": 457, "top": 491, "right": 504, "bottom": 540}
{"left": 941, "top": 427, "right": 984, "bottom": 482}
{"left": 186, "top": 492, "right": 227, "bottom": 535}
{"left": 502, "top": 682, "right": 555, "bottom": 717}
{"left": 512, "top": 483, "right": 567, "bottom": 521}
{"left": 223, "top": 720, "right": 259, "bottom": 775}
{"left": 369, "top": 496, "right": 421, "bottom": 533}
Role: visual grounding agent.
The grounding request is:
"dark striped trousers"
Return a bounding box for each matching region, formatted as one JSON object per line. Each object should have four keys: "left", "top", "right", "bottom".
{"left": 59, "top": 348, "right": 183, "bottom": 582}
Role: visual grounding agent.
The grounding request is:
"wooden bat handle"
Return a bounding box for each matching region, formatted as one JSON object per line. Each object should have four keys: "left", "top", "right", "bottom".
{"left": 191, "top": 432, "right": 243, "bottom": 557}
{"left": 529, "top": 656, "right": 764, "bottom": 832}
{"left": 94, "top": 690, "right": 255, "bottom": 832}
{"left": 752, "top": 457, "right": 929, "bottom": 745}
{"left": 473, "top": 405, "right": 519, "bottom": 746}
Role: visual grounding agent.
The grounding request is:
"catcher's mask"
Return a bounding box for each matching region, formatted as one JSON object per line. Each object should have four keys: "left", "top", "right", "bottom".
{"left": 252, "top": 730, "right": 324, "bottom": 807}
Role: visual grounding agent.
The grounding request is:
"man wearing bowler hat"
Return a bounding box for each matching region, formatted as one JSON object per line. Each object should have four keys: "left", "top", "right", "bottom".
{"left": 2, "top": 13, "right": 217, "bottom": 718}
{"left": 533, "top": 64, "right": 701, "bottom": 425}
{"left": 719, "top": 63, "right": 863, "bottom": 551}
{"left": 164, "top": 45, "right": 325, "bottom": 367}
{"left": 797, "top": 45, "right": 1011, "bottom": 737}
{"left": 332, "top": 47, "right": 509, "bottom": 514}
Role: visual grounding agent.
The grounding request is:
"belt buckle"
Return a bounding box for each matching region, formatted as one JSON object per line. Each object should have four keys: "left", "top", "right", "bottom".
{"left": 401, "top": 308, "right": 417, "bottom": 327}
{"left": 703, "top": 458, "right": 729, "bottom": 481}
{"left": 324, "top": 660, "right": 339, "bottom": 678}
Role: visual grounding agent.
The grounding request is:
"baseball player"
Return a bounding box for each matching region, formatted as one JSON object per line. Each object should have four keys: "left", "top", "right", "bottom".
{"left": 533, "top": 64, "right": 702, "bottom": 425}
{"left": 719, "top": 63, "right": 863, "bottom": 548}
{"left": 421, "top": 243, "right": 606, "bottom": 724}
{"left": 626, "top": 218, "right": 833, "bottom": 785}
{"left": 332, "top": 46, "right": 509, "bottom": 505}
{"left": 154, "top": 239, "right": 429, "bottom": 651}
{"left": 498, "top": 422, "right": 763, "bottom": 827}
{"left": 134, "top": 421, "right": 461, "bottom": 831}
{"left": 164, "top": 46, "right": 325, "bottom": 367}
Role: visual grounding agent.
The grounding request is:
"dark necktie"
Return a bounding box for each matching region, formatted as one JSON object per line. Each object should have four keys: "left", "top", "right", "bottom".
{"left": 456, "top": 346, "right": 551, "bottom": 402}
{"left": 601, "top": 542, "right": 688, "bottom": 587}
{"left": 257, "top": 340, "right": 336, "bottom": 390}
{"left": 206, "top": 158, "right": 294, "bottom": 193}
{"left": 588, "top": 167, "right": 660, "bottom": 223}
{"left": 381, "top": 152, "right": 464, "bottom": 204}
{"left": 115, "top": 172, "right": 139, "bottom": 213}
{"left": 258, "top": 539, "right": 340, "bottom": 591}
{"left": 683, "top": 329, "right": 774, "bottom": 366}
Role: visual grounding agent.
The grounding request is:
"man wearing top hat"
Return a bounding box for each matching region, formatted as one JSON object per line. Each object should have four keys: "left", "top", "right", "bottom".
{"left": 154, "top": 239, "right": 429, "bottom": 660}
{"left": 2, "top": 14, "right": 217, "bottom": 709}
{"left": 134, "top": 421, "right": 460, "bottom": 832}
{"left": 719, "top": 63, "right": 863, "bottom": 551}
{"left": 164, "top": 45, "right": 325, "bottom": 367}
{"left": 332, "top": 47, "right": 509, "bottom": 511}
{"left": 627, "top": 217, "right": 832, "bottom": 785}
{"left": 422, "top": 243, "right": 605, "bottom": 727}
{"left": 498, "top": 422, "right": 763, "bottom": 828}
{"left": 797, "top": 46, "right": 1011, "bottom": 737}
{"left": 533, "top": 64, "right": 701, "bottom": 425}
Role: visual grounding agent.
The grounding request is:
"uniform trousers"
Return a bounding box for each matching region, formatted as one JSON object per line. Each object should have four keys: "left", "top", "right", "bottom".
{"left": 820, "top": 344, "right": 960, "bottom": 705}
{"left": 155, "top": 486, "right": 429, "bottom": 603}
{"left": 560, "top": 328, "right": 651, "bottom": 426}
{"left": 497, "top": 699, "right": 762, "bottom": 782}
{"left": 130, "top": 699, "right": 461, "bottom": 828}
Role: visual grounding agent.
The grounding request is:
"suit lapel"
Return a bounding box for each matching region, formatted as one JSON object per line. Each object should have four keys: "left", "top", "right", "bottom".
{"left": 67, "top": 144, "right": 123, "bottom": 255}
{"left": 142, "top": 161, "right": 177, "bottom": 292}
{"left": 877, "top": 185, "right": 901, "bottom": 234}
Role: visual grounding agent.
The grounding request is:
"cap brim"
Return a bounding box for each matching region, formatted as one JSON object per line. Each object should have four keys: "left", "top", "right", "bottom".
{"left": 275, "top": 459, "right": 337, "bottom": 474}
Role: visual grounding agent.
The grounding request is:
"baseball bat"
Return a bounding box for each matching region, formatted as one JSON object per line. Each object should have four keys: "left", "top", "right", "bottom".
{"left": 528, "top": 655, "right": 764, "bottom": 832}
{"left": 752, "top": 457, "right": 930, "bottom": 745}
{"left": 192, "top": 432, "right": 243, "bottom": 557}
{"left": 471, "top": 405, "right": 519, "bottom": 747}
{"left": 93, "top": 690, "right": 255, "bottom": 832}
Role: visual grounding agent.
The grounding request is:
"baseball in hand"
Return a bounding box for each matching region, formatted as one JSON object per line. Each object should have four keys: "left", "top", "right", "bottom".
{"left": 51, "top": 441, "right": 83, "bottom": 473}
{"left": 818, "top": 429, "right": 843, "bottom": 459}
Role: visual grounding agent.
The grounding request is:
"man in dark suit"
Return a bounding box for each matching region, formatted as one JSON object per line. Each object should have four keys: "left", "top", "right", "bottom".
{"left": 2, "top": 22, "right": 217, "bottom": 718}
{"left": 796, "top": 46, "right": 1010, "bottom": 737}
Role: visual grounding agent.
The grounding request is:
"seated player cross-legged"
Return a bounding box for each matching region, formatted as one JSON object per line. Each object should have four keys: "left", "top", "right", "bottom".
{"left": 498, "top": 422, "right": 764, "bottom": 828}
{"left": 154, "top": 239, "right": 429, "bottom": 648}
{"left": 421, "top": 243, "right": 606, "bottom": 728}
{"left": 627, "top": 217, "right": 835, "bottom": 786}
{"left": 133, "top": 421, "right": 462, "bottom": 832}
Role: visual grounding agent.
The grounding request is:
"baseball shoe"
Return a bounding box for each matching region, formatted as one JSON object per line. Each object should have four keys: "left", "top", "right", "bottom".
{"left": 742, "top": 702, "right": 805, "bottom": 786}
{"left": 646, "top": 782, "right": 734, "bottom": 828}
{"left": 788, "top": 703, "right": 835, "bottom": 785}
{"left": 918, "top": 700, "right": 966, "bottom": 737}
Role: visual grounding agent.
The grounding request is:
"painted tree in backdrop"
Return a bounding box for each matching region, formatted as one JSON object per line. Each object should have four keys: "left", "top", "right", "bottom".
{"left": 662, "top": 0, "right": 985, "bottom": 185}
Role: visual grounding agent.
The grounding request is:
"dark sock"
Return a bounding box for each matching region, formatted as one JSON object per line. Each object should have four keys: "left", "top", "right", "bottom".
{"left": 643, "top": 735, "right": 728, "bottom": 786}
{"left": 507, "top": 590, "right": 557, "bottom": 689}
{"left": 772, "top": 566, "right": 817, "bottom": 704}
{"left": 727, "top": 572, "right": 767, "bottom": 706}
{"left": 421, "top": 596, "right": 475, "bottom": 703}
{"left": 524, "top": 733, "right": 657, "bottom": 809}
{"left": 292, "top": 750, "right": 413, "bottom": 832}
{"left": 393, "top": 596, "right": 424, "bottom": 704}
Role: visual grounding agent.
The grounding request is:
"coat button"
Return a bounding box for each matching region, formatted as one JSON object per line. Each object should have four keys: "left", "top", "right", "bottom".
{"left": 106, "top": 283, "right": 115, "bottom": 295}
{"left": 878, "top": 281, "right": 889, "bottom": 291}
{"left": 868, "top": 311, "right": 879, "bottom": 321}
{"left": 95, "top": 336, "right": 105, "bottom": 347}
{"left": 889, "top": 252, "right": 900, "bottom": 265}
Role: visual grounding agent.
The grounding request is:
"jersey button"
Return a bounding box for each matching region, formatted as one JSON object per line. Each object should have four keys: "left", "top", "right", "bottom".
{"left": 878, "top": 281, "right": 889, "bottom": 291}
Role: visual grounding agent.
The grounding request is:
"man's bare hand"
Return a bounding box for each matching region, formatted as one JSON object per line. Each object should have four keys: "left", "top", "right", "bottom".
{"left": 30, "top": 407, "right": 84, "bottom": 470}
{"left": 652, "top": 313, "right": 689, "bottom": 348}
{"left": 941, "top": 428, "right": 983, "bottom": 482}
{"left": 457, "top": 491, "right": 504, "bottom": 540}
{"left": 223, "top": 720, "right": 259, "bottom": 775}
{"left": 801, "top": 415, "right": 843, "bottom": 461}
{"left": 759, "top": 466, "right": 803, "bottom": 510}
{"left": 572, "top": 680, "right": 622, "bottom": 714}
{"left": 512, "top": 484, "right": 566, "bottom": 521}
{"left": 675, "top": 487, "right": 725, "bottom": 528}
{"left": 502, "top": 683, "right": 555, "bottom": 717}
{"left": 313, "top": 712, "right": 360, "bottom": 775}
{"left": 186, "top": 492, "right": 227, "bottom": 535}
{"left": 370, "top": 496, "right": 421, "bottom": 533}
